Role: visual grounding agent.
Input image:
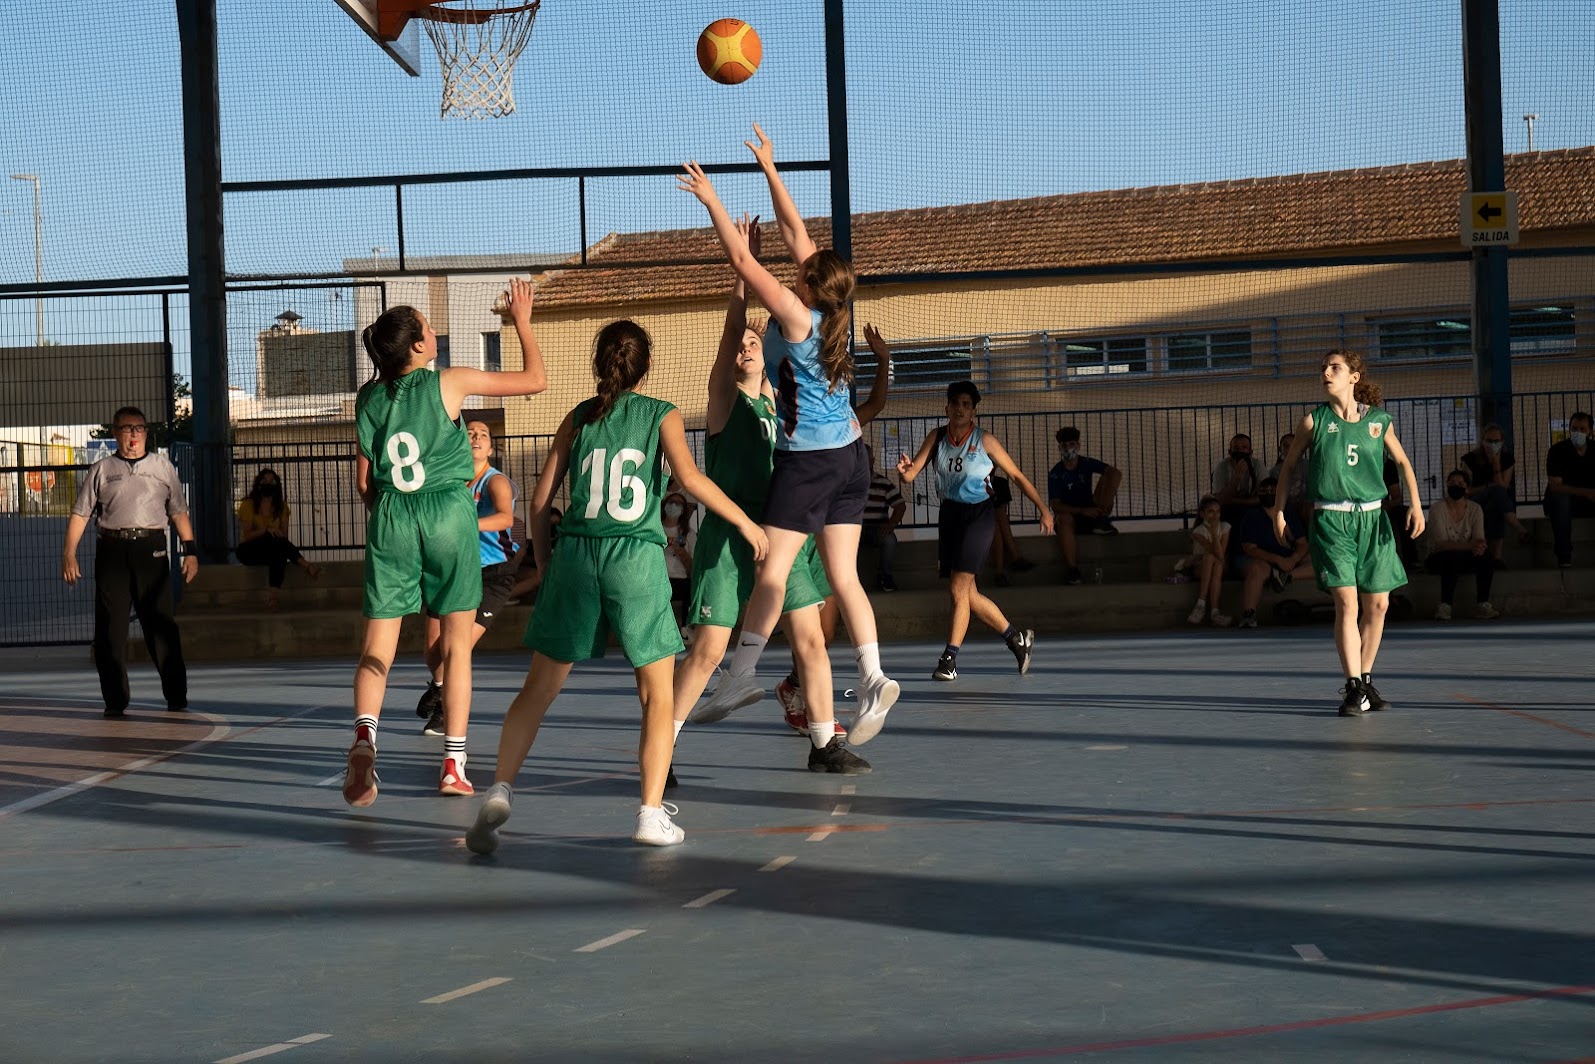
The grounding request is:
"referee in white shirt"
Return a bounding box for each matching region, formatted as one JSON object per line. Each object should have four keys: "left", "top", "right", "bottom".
{"left": 61, "top": 407, "right": 199, "bottom": 718}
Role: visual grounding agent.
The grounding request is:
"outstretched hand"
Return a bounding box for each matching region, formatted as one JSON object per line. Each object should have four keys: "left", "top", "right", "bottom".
{"left": 734, "top": 213, "right": 762, "bottom": 260}
{"left": 506, "top": 277, "right": 534, "bottom": 323}
{"left": 744, "top": 122, "right": 775, "bottom": 169}
{"left": 862, "top": 323, "right": 890, "bottom": 363}
{"left": 676, "top": 161, "right": 720, "bottom": 207}
{"left": 896, "top": 452, "right": 914, "bottom": 478}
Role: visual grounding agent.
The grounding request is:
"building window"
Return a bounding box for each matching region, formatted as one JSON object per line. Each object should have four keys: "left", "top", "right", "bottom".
{"left": 482, "top": 331, "right": 502, "bottom": 372}
{"left": 1060, "top": 337, "right": 1148, "bottom": 378}
{"left": 882, "top": 338, "right": 979, "bottom": 392}
{"left": 434, "top": 335, "right": 451, "bottom": 370}
{"left": 1167, "top": 331, "right": 1252, "bottom": 373}
{"left": 1510, "top": 304, "right": 1576, "bottom": 355}
{"left": 1376, "top": 305, "right": 1578, "bottom": 360}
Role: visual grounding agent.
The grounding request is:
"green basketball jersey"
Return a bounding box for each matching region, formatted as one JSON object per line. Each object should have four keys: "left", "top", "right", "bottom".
{"left": 1307, "top": 402, "right": 1392, "bottom": 503}
{"left": 355, "top": 370, "right": 474, "bottom": 495}
{"left": 560, "top": 391, "right": 674, "bottom": 544}
{"left": 705, "top": 390, "right": 777, "bottom": 510}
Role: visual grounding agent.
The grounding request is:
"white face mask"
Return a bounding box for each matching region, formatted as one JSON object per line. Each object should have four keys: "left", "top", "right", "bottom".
{"left": 1063, "top": 446, "right": 1079, "bottom": 460}
{"left": 1572, "top": 431, "right": 1590, "bottom": 448}
{"left": 664, "top": 503, "right": 684, "bottom": 518}
{"left": 1484, "top": 441, "right": 1504, "bottom": 455}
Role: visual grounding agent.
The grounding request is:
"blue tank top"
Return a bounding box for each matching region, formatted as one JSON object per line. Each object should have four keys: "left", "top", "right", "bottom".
{"left": 471, "top": 466, "right": 518, "bottom": 566}
{"left": 763, "top": 307, "right": 861, "bottom": 452}
{"left": 935, "top": 426, "right": 995, "bottom": 504}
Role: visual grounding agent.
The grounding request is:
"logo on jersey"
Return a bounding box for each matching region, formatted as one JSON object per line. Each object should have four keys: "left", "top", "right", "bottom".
{"left": 699, "top": 605, "right": 713, "bottom": 620}
{"left": 1325, "top": 422, "right": 1339, "bottom": 434}
{"left": 1368, "top": 423, "right": 1383, "bottom": 439}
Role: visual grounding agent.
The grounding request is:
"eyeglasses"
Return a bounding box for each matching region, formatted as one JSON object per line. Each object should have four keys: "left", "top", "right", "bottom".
{"left": 115, "top": 424, "right": 148, "bottom": 435}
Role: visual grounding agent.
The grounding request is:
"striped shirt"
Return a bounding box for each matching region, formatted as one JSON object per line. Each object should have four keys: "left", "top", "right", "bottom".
{"left": 863, "top": 472, "right": 904, "bottom": 525}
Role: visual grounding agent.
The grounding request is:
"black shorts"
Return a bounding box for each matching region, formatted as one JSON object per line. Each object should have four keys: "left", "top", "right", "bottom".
{"left": 762, "top": 438, "right": 870, "bottom": 534}
{"left": 989, "top": 474, "right": 1013, "bottom": 509}
{"left": 427, "top": 560, "right": 518, "bottom": 628}
{"left": 669, "top": 576, "right": 690, "bottom": 603}
{"left": 938, "top": 499, "right": 997, "bottom": 577}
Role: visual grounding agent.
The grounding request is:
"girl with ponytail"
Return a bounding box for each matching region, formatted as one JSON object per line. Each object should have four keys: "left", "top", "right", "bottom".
{"left": 1269, "top": 349, "right": 1424, "bottom": 719}
{"left": 677, "top": 124, "right": 901, "bottom": 747}
{"left": 341, "top": 280, "right": 548, "bottom": 810}
{"left": 467, "top": 319, "right": 768, "bottom": 853}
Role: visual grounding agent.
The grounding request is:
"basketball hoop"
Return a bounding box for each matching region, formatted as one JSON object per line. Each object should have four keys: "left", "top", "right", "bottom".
{"left": 416, "top": 0, "right": 542, "bottom": 119}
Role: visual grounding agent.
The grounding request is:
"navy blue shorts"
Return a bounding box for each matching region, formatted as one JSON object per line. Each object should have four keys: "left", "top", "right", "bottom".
{"left": 762, "top": 438, "right": 870, "bottom": 534}
{"left": 938, "top": 499, "right": 996, "bottom": 576}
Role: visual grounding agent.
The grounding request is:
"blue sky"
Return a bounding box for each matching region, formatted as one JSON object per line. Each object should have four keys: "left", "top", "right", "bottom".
{"left": 1, "top": 0, "right": 1591, "bottom": 367}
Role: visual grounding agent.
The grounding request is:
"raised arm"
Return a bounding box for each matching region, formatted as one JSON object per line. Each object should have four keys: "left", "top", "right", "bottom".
{"left": 984, "top": 433, "right": 1055, "bottom": 536}
{"left": 896, "top": 430, "right": 939, "bottom": 484}
{"left": 1383, "top": 425, "right": 1427, "bottom": 540}
{"left": 528, "top": 412, "right": 577, "bottom": 575}
{"left": 853, "top": 324, "right": 893, "bottom": 428}
{"left": 1270, "top": 413, "right": 1313, "bottom": 542}
{"left": 658, "top": 410, "right": 767, "bottom": 560}
{"left": 439, "top": 278, "right": 549, "bottom": 416}
{"left": 745, "top": 123, "right": 817, "bottom": 266}
{"left": 678, "top": 162, "right": 810, "bottom": 341}
{"left": 707, "top": 215, "right": 760, "bottom": 435}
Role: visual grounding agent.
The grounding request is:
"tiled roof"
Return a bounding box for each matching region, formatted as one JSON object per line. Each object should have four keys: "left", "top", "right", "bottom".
{"left": 532, "top": 148, "right": 1595, "bottom": 308}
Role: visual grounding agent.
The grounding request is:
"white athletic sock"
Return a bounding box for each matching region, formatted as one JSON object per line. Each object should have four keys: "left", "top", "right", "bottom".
{"left": 1194, "top": 599, "right": 1208, "bottom": 611}
{"left": 855, "top": 642, "right": 884, "bottom": 684}
{"left": 445, "top": 735, "right": 467, "bottom": 769}
{"left": 807, "top": 720, "right": 834, "bottom": 749}
{"left": 728, "top": 632, "right": 769, "bottom": 677}
{"left": 672, "top": 719, "right": 686, "bottom": 740}
{"left": 355, "top": 715, "right": 378, "bottom": 746}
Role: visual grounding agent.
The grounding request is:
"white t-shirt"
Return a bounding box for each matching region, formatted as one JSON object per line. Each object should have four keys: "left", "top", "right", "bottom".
{"left": 1191, "top": 521, "right": 1231, "bottom": 551}
{"left": 663, "top": 522, "right": 696, "bottom": 579}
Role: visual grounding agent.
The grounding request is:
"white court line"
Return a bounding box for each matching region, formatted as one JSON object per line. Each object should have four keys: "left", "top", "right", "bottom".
{"left": 831, "top": 803, "right": 851, "bottom": 817}
{"left": 314, "top": 772, "right": 344, "bottom": 787}
{"left": 1293, "top": 943, "right": 1328, "bottom": 962}
{"left": 807, "top": 827, "right": 835, "bottom": 842}
{"left": 683, "top": 889, "right": 735, "bottom": 909}
{"left": 758, "top": 855, "right": 796, "bottom": 872}
{"left": 214, "top": 1033, "right": 330, "bottom": 1064}
{"left": 840, "top": 784, "right": 857, "bottom": 795}
{"left": 575, "top": 928, "right": 646, "bottom": 953}
{"left": 420, "top": 976, "right": 512, "bottom": 1004}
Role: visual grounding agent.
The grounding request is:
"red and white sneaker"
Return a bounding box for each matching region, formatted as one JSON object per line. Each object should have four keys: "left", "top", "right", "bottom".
{"left": 777, "top": 678, "right": 844, "bottom": 736}
{"left": 439, "top": 758, "right": 474, "bottom": 797}
{"left": 342, "top": 738, "right": 378, "bottom": 808}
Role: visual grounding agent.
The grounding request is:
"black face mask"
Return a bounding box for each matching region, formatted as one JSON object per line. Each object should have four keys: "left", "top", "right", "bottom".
{"left": 1447, "top": 484, "right": 1467, "bottom": 500}
{"left": 1258, "top": 494, "right": 1276, "bottom": 508}
{"left": 1231, "top": 451, "right": 1249, "bottom": 462}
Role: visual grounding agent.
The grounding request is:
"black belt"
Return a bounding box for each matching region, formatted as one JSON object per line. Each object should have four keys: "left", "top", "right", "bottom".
{"left": 100, "top": 528, "right": 164, "bottom": 540}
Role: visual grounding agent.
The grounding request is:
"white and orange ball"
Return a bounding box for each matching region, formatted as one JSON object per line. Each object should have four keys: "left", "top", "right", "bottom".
{"left": 697, "top": 18, "right": 762, "bottom": 85}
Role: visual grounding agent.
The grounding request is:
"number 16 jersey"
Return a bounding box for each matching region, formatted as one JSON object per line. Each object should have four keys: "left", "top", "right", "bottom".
{"left": 1307, "top": 402, "right": 1391, "bottom": 503}
{"left": 560, "top": 391, "right": 674, "bottom": 544}
{"left": 356, "top": 370, "right": 474, "bottom": 494}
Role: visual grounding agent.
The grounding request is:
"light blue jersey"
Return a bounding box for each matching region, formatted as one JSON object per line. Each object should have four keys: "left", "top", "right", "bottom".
{"left": 764, "top": 308, "right": 862, "bottom": 452}
{"left": 471, "top": 466, "right": 518, "bottom": 566}
{"left": 935, "top": 426, "right": 995, "bottom": 504}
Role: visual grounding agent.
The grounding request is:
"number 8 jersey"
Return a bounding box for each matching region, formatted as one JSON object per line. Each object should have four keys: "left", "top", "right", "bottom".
{"left": 356, "top": 370, "right": 474, "bottom": 494}
{"left": 561, "top": 391, "right": 674, "bottom": 544}
{"left": 1307, "top": 402, "right": 1391, "bottom": 503}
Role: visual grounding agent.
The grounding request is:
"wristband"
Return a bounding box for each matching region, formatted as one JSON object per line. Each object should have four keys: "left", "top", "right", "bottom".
{"left": 181, "top": 540, "right": 197, "bottom": 557}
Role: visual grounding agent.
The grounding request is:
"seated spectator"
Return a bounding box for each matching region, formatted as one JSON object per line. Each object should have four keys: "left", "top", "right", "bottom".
{"left": 235, "top": 467, "right": 319, "bottom": 610}
{"left": 1183, "top": 495, "right": 1232, "bottom": 627}
{"left": 987, "top": 474, "right": 1036, "bottom": 586}
{"left": 1544, "top": 411, "right": 1595, "bottom": 568}
{"left": 1233, "top": 477, "right": 1313, "bottom": 630}
{"left": 1460, "top": 423, "right": 1531, "bottom": 564}
{"left": 1046, "top": 426, "right": 1122, "bottom": 585}
{"left": 1266, "top": 432, "right": 1309, "bottom": 516}
{"left": 661, "top": 491, "right": 696, "bottom": 638}
{"left": 860, "top": 444, "right": 905, "bottom": 592}
{"left": 1425, "top": 469, "right": 1498, "bottom": 620}
{"left": 1383, "top": 456, "right": 1419, "bottom": 568}
{"left": 1211, "top": 433, "right": 1262, "bottom": 530}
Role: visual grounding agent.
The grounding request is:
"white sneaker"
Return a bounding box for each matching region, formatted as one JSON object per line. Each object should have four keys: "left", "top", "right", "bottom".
{"left": 1474, "top": 602, "right": 1500, "bottom": 620}
{"left": 633, "top": 801, "right": 684, "bottom": 846}
{"left": 689, "top": 670, "right": 764, "bottom": 724}
{"left": 465, "top": 782, "right": 513, "bottom": 856}
{"left": 1187, "top": 604, "right": 1208, "bottom": 625}
{"left": 847, "top": 675, "right": 901, "bottom": 747}
{"left": 1434, "top": 602, "right": 1453, "bottom": 621}
{"left": 1208, "top": 610, "right": 1232, "bottom": 628}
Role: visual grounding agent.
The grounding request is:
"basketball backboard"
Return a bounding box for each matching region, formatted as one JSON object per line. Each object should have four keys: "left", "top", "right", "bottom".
{"left": 334, "top": 0, "right": 423, "bottom": 76}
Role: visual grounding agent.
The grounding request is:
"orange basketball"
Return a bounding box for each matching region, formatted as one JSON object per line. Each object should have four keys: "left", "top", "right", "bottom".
{"left": 697, "top": 19, "right": 762, "bottom": 85}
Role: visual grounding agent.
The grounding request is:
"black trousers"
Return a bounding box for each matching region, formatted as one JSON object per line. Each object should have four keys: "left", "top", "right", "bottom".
{"left": 236, "top": 534, "right": 304, "bottom": 588}
{"left": 94, "top": 536, "right": 188, "bottom": 712}
{"left": 1424, "top": 551, "right": 1495, "bottom": 605}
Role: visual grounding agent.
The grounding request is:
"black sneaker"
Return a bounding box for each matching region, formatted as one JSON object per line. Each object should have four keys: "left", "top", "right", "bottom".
{"left": 421, "top": 707, "right": 445, "bottom": 737}
{"left": 103, "top": 707, "right": 127, "bottom": 719}
{"left": 1064, "top": 567, "right": 1084, "bottom": 586}
{"left": 807, "top": 736, "right": 872, "bottom": 774}
{"left": 665, "top": 765, "right": 679, "bottom": 790}
{"left": 1338, "top": 680, "right": 1371, "bottom": 717}
{"left": 932, "top": 652, "right": 958, "bottom": 681}
{"left": 877, "top": 576, "right": 898, "bottom": 592}
{"left": 1006, "top": 628, "right": 1034, "bottom": 675}
{"left": 1092, "top": 520, "right": 1119, "bottom": 535}
{"left": 1362, "top": 680, "right": 1391, "bottom": 712}
{"left": 416, "top": 680, "right": 443, "bottom": 719}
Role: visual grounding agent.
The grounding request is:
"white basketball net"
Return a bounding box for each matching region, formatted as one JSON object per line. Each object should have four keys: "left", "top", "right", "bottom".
{"left": 421, "top": 0, "right": 542, "bottom": 120}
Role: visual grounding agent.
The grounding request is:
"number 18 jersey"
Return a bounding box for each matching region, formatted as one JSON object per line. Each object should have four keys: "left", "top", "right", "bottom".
{"left": 355, "top": 370, "right": 474, "bottom": 494}
{"left": 1307, "top": 402, "right": 1391, "bottom": 503}
{"left": 561, "top": 391, "right": 674, "bottom": 544}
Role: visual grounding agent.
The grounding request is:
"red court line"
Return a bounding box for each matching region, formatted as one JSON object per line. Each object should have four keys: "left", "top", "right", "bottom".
{"left": 891, "top": 984, "right": 1595, "bottom": 1063}
{"left": 1453, "top": 692, "right": 1595, "bottom": 740}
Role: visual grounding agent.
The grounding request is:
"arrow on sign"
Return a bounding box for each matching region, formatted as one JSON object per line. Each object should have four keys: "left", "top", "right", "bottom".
{"left": 1477, "top": 202, "right": 1503, "bottom": 223}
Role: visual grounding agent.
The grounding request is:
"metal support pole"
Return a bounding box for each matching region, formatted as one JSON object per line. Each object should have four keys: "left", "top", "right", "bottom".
{"left": 176, "top": 0, "right": 232, "bottom": 562}
{"left": 822, "top": 0, "right": 852, "bottom": 264}
{"left": 1462, "top": 0, "right": 1514, "bottom": 446}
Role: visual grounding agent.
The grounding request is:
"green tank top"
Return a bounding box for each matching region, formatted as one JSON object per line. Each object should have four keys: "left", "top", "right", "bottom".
{"left": 560, "top": 391, "right": 674, "bottom": 543}
{"left": 355, "top": 370, "right": 473, "bottom": 495}
{"left": 1307, "top": 402, "right": 1392, "bottom": 503}
{"left": 705, "top": 390, "right": 777, "bottom": 511}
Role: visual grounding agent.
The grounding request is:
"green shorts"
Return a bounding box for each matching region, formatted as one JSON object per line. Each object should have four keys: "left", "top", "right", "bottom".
{"left": 526, "top": 535, "right": 683, "bottom": 667}
{"left": 1309, "top": 506, "right": 1409, "bottom": 594}
{"left": 364, "top": 487, "right": 482, "bottom": 619}
{"left": 686, "top": 516, "right": 831, "bottom": 629}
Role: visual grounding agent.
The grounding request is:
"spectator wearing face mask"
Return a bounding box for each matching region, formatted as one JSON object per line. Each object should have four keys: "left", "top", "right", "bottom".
{"left": 1424, "top": 469, "right": 1497, "bottom": 620}
{"left": 1046, "top": 426, "right": 1122, "bottom": 585}
{"left": 1460, "top": 424, "right": 1531, "bottom": 565}
{"left": 661, "top": 491, "right": 697, "bottom": 638}
{"left": 1544, "top": 411, "right": 1595, "bottom": 569}
{"left": 1233, "top": 476, "right": 1313, "bottom": 629}
{"left": 1211, "top": 433, "right": 1263, "bottom": 530}
{"left": 1266, "top": 432, "right": 1309, "bottom": 517}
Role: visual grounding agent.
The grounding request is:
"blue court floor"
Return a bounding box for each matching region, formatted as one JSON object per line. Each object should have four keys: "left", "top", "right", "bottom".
{"left": 1, "top": 621, "right": 1592, "bottom": 1063}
